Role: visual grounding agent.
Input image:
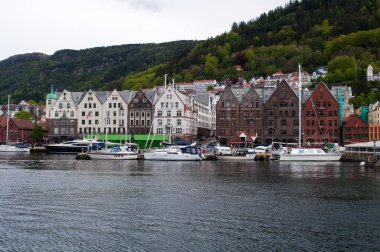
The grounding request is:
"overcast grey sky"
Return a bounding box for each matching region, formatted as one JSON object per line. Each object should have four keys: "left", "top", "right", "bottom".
{"left": 0, "top": 0, "right": 289, "bottom": 60}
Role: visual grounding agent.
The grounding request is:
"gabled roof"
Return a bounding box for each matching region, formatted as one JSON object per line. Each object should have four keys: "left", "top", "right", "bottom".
{"left": 71, "top": 91, "right": 86, "bottom": 105}
{"left": 231, "top": 87, "right": 251, "bottom": 103}
{"left": 193, "top": 93, "right": 210, "bottom": 105}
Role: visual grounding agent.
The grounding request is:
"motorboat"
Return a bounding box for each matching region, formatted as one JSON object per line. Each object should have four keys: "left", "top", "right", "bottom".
{"left": 44, "top": 138, "right": 104, "bottom": 154}
{"left": 278, "top": 148, "right": 342, "bottom": 161}
{"left": 87, "top": 143, "right": 139, "bottom": 160}
{"left": 144, "top": 145, "right": 203, "bottom": 161}
{"left": 216, "top": 147, "right": 256, "bottom": 160}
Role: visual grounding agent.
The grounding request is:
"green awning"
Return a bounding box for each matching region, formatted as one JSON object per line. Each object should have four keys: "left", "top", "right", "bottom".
{"left": 86, "top": 134, "right": 168, "bottom": 141}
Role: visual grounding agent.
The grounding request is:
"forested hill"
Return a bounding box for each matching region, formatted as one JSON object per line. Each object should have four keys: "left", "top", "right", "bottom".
{"left": 0, "top": 41, "right": 197, "bottom": 103}
{"left": 2, "top": 0, "right": 380, "bottom": 103}
{"left": 133, "top": 0, "right": 380, "bottom": 95}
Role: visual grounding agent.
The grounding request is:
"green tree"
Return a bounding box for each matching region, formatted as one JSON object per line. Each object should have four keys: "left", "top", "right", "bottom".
{"left": 14, "top": 110, "right": 32, "bottom": 120}
{"left": 326, "top": 56, "right": 357, "bottom": 83}
{"left": 30, "top": 124, "right": 44, "bottom": 143}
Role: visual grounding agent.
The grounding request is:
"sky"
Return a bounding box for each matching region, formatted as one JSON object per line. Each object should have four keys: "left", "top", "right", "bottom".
{"left": 0, "top": 0, "right": 289, "bottom": 61}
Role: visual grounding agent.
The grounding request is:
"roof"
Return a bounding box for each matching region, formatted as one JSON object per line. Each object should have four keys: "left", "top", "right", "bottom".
{"left": 193, "top": 93, "right": 210, "bottom": 105}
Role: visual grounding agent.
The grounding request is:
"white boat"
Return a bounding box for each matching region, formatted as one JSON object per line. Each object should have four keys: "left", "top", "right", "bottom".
{"left": 279, "top": 148, "right": 342, "bottom": 161}
{"left": 215, "top": 147, "right": 256, "bottom": 160}
{"left": 87, "top": 143, "right": 139, "bottom": 160}
{"left": 0, "top": 95, "right": 29, "bottom": 153}
{"left": 144, "top": 145, "right": 203, "bottom": 161}
{"left": 0, "top": 143, "right": 29, "bottom": 152}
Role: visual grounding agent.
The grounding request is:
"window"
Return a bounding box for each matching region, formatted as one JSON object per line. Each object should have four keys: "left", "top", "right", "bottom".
{"left": 281, "top": 119, "right": 287, "bottom": 126}
{"left": 136, "top": 111, "right": 139, "bottom": 117}
{"left": 82, "top": 120, "right": 85, "bottom": 125}
{"left": 95, "top": 111, "right": 99, "bottom": 116}
{"left": 67, "top": 103, "right": 70, "bottom": 109}
{"left": 158, "top": 119, "right": 162, "bottom": 126}
{"left": 113, "top": 120, "right": 116, "bottom": 125}
{"left": 177, "top": 119, "right": 181, "bottom": 126}
{"left": 157, "top": 111, "right": 162, "bottom": 116}
{"left": 54, "top": 128, "right": 59, "bottom": 134}
{"left": 55, "top": 111, "right": 58, "bottom": 117}
{"left": 82, "top": 112, "right": 85, "bottom": 116}
{"left": 84, "top": 103, "right": 87, "bottom": 108}
{"left": 161, "top": 102, "right": 164, "bottom": 108}
{"left": 59, "top": 103, "right": 63, "bottom": 109}
{"left": 93, "top": 103, "right": 96, "bottom": 108}
{"left": 70, "top": 111, "right": 74, "bottom": 117}
{"left": 175, "top": 102, "right": 178, "bottom": 108}
{"left": 113, "top": 111, "right": 116, "bottom": 116}
{"left": 177, "top": 111, "right": 182, "bottom": 117}
{"left": 167, "top": 111, "right": 171, "bottom": 117}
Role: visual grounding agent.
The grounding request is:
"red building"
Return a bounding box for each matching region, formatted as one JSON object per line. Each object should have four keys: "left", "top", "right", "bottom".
{"left": 343, "top": 114, "right": 369, "bottom": 144}
{"left": 0, "top": 117, "right": 36, "bottom": 144}
{"left": 303, "top": 82, "right": 340, "bottom": 144}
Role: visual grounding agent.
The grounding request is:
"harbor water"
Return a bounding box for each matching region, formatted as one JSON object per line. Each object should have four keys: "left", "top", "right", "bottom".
{"left": 0, "top": 153, "right": 380, "bottom": 251}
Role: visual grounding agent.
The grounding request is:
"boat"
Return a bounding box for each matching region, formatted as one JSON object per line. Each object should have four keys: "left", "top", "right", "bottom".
{"left": 278, "top": 148, "right": 341, "bottom": 161}
{"left": 87, "top": 143, "right": 139, "bottom": 160}
{"left": 144, "top": 145, "right": 203, "bottom": 161}
{"left": 216, "top": 147, "right": 256, "bottom": 160}
{"left": 0, "top": 95, "right": 29, "bottom": 152}
{"left": 44, "top": 138, "right": 103, "bottom": 154}
{"left": 277, "top": 65, "right": 342, "bottom": 162}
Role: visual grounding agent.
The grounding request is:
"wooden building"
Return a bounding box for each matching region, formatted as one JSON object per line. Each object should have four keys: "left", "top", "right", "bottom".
{"left": 303, "top": 82, "right": 340, "bottom": 144}
{"left": 343, "top": 114, "right": 369, "bottom": 144}
{"left": 263, "top": 80, "right": 300, "bottom": 144}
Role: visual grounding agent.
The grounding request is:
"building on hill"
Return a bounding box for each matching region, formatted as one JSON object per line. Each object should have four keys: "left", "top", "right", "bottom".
{"left": 193, "top": 80, "right": 217, "bottom": 92}
{"left": 311, "top": 66, "right": 327, "bottom": 80}
{"left": 367, "top": 65, "right": 374, "bottom": 81}
{"left": 303, "top": 82, "right": 340, "bottom": 144}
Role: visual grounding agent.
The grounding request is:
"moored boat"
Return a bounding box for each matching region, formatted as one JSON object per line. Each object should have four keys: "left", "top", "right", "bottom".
{"left": 87, "top": 143, "right": 139, "bottom": 160}
{"left": 144, "top": 145, "right": 203, "bottom": 161}
{"left": 278, "top": 147, "right": 342, "bottom": 161}
{"left": 44, "top": 138, "right": 104, "bottom": 154}
{"left": 215, "top": 147, "right": 256, "bottom": 160}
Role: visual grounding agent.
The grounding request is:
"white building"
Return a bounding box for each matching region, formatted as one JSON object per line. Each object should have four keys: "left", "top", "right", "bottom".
{"left": 367, "top": 65, "right": 374, "bottom": 81}
{"left": 193, "top": 80, "right": 217, "bottom": 92}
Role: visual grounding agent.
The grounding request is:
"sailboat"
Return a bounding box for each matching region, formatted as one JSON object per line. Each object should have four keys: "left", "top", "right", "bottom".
{"left": 143, "top": 75, "right": 202, "bottom": 161}
{"left": 0, "top": 95, "right": 29, "bottom": 152}
{"left": 278, "top": 65, "right": 341, "bottom": 161}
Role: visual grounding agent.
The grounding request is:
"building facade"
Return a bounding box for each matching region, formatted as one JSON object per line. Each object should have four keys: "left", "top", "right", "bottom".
{"left": 343, "top": 114, "right": 369, "bottom": 144}
{"left": 128, "top": 89, "right": 156, "bottom": 135}
{"left": 263, "top": 80, "right": 300, "bottom": 144}
{"left": 303, "top": 82, "right": 340, "bottom": 144}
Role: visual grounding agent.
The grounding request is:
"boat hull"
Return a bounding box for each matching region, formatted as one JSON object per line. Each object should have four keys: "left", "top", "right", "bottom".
{"left": 144, "top": 152, "right": 202, "bottom": 161}
{"left": 0, "top": 145, "right": 29, "bottom": 152}
{"left": 87, "top": 152, "right": 138, "bottom": 160}
{"left": 217, "top": 155, "right": 255, "bottom": 160}
{"left": 44, "top": 145, "right": 91, "bottom": 154}
{"left": 279, "top": 154, "right": 341, "bottom": 161}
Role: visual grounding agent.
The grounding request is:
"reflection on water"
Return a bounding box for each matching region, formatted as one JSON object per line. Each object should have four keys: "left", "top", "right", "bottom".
{"left": 0, "top": 153, "right": 380, "bottom": 251}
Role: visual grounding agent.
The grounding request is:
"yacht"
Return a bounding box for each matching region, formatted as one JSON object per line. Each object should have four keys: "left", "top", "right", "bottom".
{"left": 44, "top": 138, "right": 104, "bottom": 154}
{"left": 278, "top": 148, "right": 342, "bottom": 161}
{"left": 87, "top": 143, "right": 139, "bottom": 160}
{"left": 144, "top": 145, "right": 203, "bottom": 161}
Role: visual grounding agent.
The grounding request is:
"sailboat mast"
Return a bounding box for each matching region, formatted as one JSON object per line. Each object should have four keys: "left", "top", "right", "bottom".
{"left": 163, "top": 74, "right": 167, "bottom": 145}
{"left": 6, "top": 95, "right": 10, "bottom": 146}
{"left": 298, "top": 64, "right": 302, "bottom": 148}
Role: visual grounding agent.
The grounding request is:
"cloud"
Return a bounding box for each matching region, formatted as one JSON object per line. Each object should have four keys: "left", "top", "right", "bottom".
{"left": 116, "top": 0, "right": 161, "bottom": 12}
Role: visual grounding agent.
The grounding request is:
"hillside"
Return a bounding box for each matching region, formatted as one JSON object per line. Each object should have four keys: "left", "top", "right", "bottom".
{"left": 2, "top": 0, "right": 380, "bottom": 103}
{"left": 125, "top": 0, "right": 380, "bottom": 96}
{"left": 0, "top": 41, "right": 197, "bottom": 103}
